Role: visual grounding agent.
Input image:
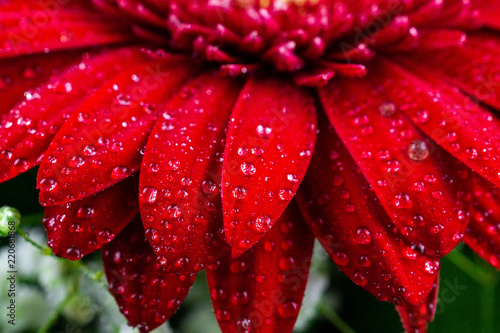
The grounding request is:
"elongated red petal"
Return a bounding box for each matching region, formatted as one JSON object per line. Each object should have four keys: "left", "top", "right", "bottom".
{"left": 222, "top": 76, "right": 316, "bottom": 257}
{"left": 206, "top": 202, "right": 314, "bottom": 333}
{"left": 0, "top": 3, "right": 134, "bottom": 59}
{"left": 139, "top": 71, "right": 242, "bottom": 272}
{"left": 102, "top": 218, "right": 195, "bottom": 333}
{"left": 390, "top": 33, "right": 500, "bottom": 110}
{"left": 396, "top": 276, "right": 439, "bottom": 333}
{"left": 0, "top": 52, "right": 80, "bottom": 114}
{"left": 43, "top": 174, "right": 139, "bottom": 260}
{"left": 38, "top": 56, "right": 199, "bottom": 206}
{"left": 318, "top": 74, "right": 471, "bottom": 258}
{"left": 297, "top": 118, "right": 439, "bottom": 306}
{"left": 464, "top": 175, "right": 500, "bottom": 269}
{"left": 0, "top": 47, "right": 154, "bottom": 183}
{"left": 371, "top": 58, "right": 500, "bottom": 191}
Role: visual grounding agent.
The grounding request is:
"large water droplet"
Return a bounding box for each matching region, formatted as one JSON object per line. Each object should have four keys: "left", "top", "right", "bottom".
{"left": 256, "top": 124, "right": 272, "bottom": 138}
{"left": 142, "top": 186, "right": 158, "bottom": 204}
{"left": 241, "top": 162, "right": 256, "bottom": 176}
{"left": 232, "top": 186, "right": 247, "bottom": 199}
{"left": 408, "top": 140, "right": 430, "bottom": 161}
{"left": 379, "top": 102, "right": 396, "bottom": 117}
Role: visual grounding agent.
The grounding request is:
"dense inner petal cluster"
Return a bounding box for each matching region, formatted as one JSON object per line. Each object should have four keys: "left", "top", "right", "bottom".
{"left": 93, "top": 0, "right": 477, "bottom": 80}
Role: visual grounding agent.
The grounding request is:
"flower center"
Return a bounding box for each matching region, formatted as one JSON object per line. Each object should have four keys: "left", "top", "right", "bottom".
{"left": 96, "top": 0, "right": 476, "bottom": 80}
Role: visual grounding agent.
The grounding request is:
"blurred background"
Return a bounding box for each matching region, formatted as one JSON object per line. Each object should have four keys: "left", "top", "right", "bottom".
{"left": 1, "top": 168, "right": 499, "bottom": 333}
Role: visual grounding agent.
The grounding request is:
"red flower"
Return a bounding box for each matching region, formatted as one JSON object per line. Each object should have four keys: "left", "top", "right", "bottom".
{"left": 1, "top": 0, "right": 499, "bottom": 332}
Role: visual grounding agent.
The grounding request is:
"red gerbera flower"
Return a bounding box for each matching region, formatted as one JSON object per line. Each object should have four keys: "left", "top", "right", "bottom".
{"left": 1, "top": 0, "right": 500, "bottom": 332}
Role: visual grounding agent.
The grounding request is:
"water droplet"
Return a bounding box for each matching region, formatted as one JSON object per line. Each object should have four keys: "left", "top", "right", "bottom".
{"left": 278, "top": 188, "right": 294, "bottom": 201}
{"left": 415, "top": 110, "right": 430, "bottom": 124}
{"left": 232, "top": 186, "right": 247, "bottom": 199}
{"left": 201, "top": 179, "right": 218, "bottom": 196}
{"left": 424, "top": 260, "right": 439, "bottom": 274}
{"left": 277, "top": 301, "right": 299, "bottom": 317}
{"left": 379, "top": 102, "right": 396, "bottom": 117}
{"left": 230, "top": 260, "right": 248, "bottom": 273}
{"left": 77, "top": 205, "right": 94, "bottom": 219}
{"left": 253, "top": 215, "right": 272, "bottom": 233}
{"left": 465, "top": 147, "right": 478, "bottom": 159}
{"left": 359, "top": 255, "right": 371, "bottom": 267}
{"left": 237, "top": 147, "right": 249, "bottom": 157}
{"left": 167, "top": 204, "right": 181, "bottom": 218}
{"left": 145, "top": 228, "right": 160, "bottom": 243}
{"left": 82, "top": 145, "right": 96, "bottom": 157}
{"left": 241, "top": 162, "right": 256, "bottom": 176}
{"left": 332, "top": 251, "right": 349, "bottom": 266}
{"left": 393, "top": 193, "right": 412, "bottom": 209}
{"left": 142, "top": 186, "right": 158, "bottom": 204}
{"left": 180, "top": 177, "right": 192, "bottom": 186}
{"left": 97, "top": 229, "right": 114, "bottom": 243}
{"left": 354, "top": 227, "right": 372, "bottom": 244}
{"left": 39, "top": 178, "right": 58, "bottom": 191}
{"left": 278, "top": 256, "right": 295, "bottom": 271}
{"left": 66, "top": 247, "right": 83, "bottom": 260}
{"left": 215, "top": 310, "right": 231, "bottom": 321}
{"left": 116, "top": 94, "right": 132, "bottom": 106}
{"left": 111, "top": 165, "right": 129, "bottom": 179}
{"left": 256, "top": 124, "right": 272, "bottom": 138}
{"left": 408, "top": 140, "right": 429, "bottom": 161}
{"left": 352, "top": 272, "right": 367, "bottom": 286}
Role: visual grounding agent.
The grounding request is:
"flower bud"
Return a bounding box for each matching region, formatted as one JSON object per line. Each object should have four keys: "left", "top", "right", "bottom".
{"left": 0, "top": 206, "right": 21, "bottom": 236}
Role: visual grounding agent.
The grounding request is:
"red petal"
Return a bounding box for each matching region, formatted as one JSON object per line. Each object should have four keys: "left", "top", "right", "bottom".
{"left": 0, "top": 3, "right": 134, "bottom": 59}
{"left": 390, "top": 33, "right": 500, "bottom": 110}
{"left": 0, "top": 52, "right": 80, "bottom": 114}
{"left": 464, "top": 175, "right": 500, "bottom": 269}
{"left": 318, "top": 73, "right": 471, "bottom": 257}
{"left": 102, "top": 218, "right": 195, "bottom": 333}
{"left": 139, "top": 71, "right": 242, "bottom": 273}
{"left": 37, "top": 56, "right": 199, "bottom": 206}
{"left": 222, "top": 76, "right": 316, "bottom": 257}
{"left": 0, "top": 47, "right": 153, "bottom": 183}
{"left": 44, "top": 175, "right": 139, "bottom": 260}
{"left": 473, "top": 0, "right": 500, "bottom": 30}
{"left": 206, "top": 202, "right": 314, "bottom": 333}
{"left": 372, "top": 58, "right": 500, "bottom": 190}
{"left": 396, "top": 275, "right": 439, "bottom": 333}
{"left": 296, "top": 118, "right": 439, "bottom": 306}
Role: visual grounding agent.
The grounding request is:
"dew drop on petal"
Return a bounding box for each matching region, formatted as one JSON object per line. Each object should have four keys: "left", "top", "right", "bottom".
{"left": 241, "top": 162, "right": 256, "bottom": 176}
{"left": 379, "top": 102, "right": 396, "bottom": 117}
{"left": 277, "top": 301, "right": 300, "bottom": 317}
{"left": 354, "top": 227, "right": 372, "bottom": 244}
{"left": 408, "top": 140, "right": 429, "bottom": 161}
{"left": 256, "top": 124, "right": 272, "bottom": 138}
{"left": 278, "top": 188, "right": 294, "bottom": 201}
{"left": 232, "top": 186, "right": 247, "bottom": 199}
{"left": 253, "top": 215, "right": 272, "bottom": 233}
{"left": 332, "top": 251, "right": 349, "bottom": 266}
{"left": 142, "top": 186, "right": 158, "bottom": 204}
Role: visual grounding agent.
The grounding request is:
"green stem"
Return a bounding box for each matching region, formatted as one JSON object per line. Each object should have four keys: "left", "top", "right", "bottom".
{"left": 18, "top": 227, "right": 106, "bottom": 287}
{"left": 71, "top": 261, "right": 106, "bottom": 288}
{"left": 20, "top": 212, "right": 45, "bottom": 227}
{"left": 37, "top": 286, "right": 77, "bottom": 333}
{"left": 318, "top": 303, "right": 357, "bottom": 333}
{"left": 17, "top": 228, "right": 52, "bottom": 255}
{"left": 445, "top": 249, "right": 489, "bottom": 285}
{"left": 480, "top": 286, "right": 495, "bottom": 333}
